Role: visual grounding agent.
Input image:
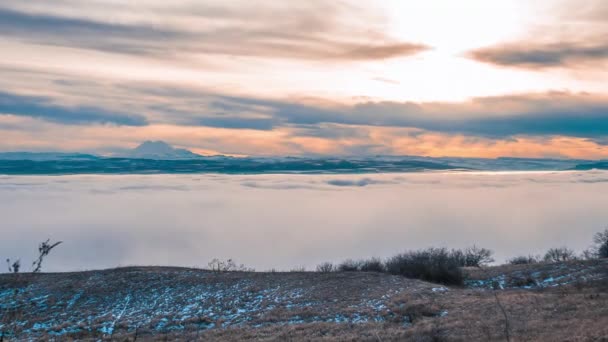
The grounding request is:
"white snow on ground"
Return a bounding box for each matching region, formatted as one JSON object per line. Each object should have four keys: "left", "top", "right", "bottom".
{"left": 1, "top": 261, "right": 606, "bottom": 339}
{"left": 0, "top": 270, "right": 425, "bottom": 338}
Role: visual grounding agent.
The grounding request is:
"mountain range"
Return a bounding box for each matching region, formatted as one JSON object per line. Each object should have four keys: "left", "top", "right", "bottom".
{"left": 0, "top": 141, "right": 606, "bottom": 174}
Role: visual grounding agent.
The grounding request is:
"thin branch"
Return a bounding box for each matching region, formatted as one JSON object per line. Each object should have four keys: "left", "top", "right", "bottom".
{"left": 477, "top": 265, "right": 511, "bottom": 342}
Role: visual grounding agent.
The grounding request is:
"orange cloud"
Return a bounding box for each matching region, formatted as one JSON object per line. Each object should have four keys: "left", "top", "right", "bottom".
{"left": 2, "top": 115, "right": 608, "bottom": 159}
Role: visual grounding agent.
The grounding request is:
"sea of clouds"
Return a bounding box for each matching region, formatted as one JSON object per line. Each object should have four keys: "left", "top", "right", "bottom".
{"left": 1, "top": 171, "right": 608, "bottom": 272}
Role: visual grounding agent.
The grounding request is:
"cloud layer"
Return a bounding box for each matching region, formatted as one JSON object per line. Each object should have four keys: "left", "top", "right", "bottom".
{"left": 0, "top": 91, "right": 147, "bottom": 126}
{"left": 2, "top": 172, "right": 608, "bottom": 271}
{"left": 0, "top": 2, "right": 427, "bottom": 62}
{"left": 0, "top": 1, "right": 607, "bottom": 157}
{"left": 467, "top": 1, "right": 608, "bottom": 70}
{"left": 1, "top": 78, "right": 608, "bottom": 158}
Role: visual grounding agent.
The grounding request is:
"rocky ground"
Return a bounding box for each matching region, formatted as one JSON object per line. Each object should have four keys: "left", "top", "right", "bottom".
{"left": 1, "top": 259, "right": 607, "bottom": 341}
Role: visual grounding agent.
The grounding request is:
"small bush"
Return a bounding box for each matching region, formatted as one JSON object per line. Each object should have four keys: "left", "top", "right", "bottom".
{"left": 207, "top": 258, "right": 252, "bottom": 272}
{"left": 359, "top": 257, "right": 385, "bottom": 272}
{"left": 6, "top": 259, "right": 20, "bottom": 273}
{"left": 316, "top": 262, "right": 334, "bottom": 273}
{"left": 593, "top": 228, "right": 608, "bottom": 258}
{"left": 507, "top": 255, "right": 540, "bottom": 265}
{"left": 544, "top": 247, "right": 577, "bottom": 263}
{"left": 451, "top": 246, "right": 495, "bottom": 267}
{"left": 32, "top": 239, "right": 62, "bottom": 273}
{"left": 337, "top": 259, "right": 361, "bottom": 272}
{"left": 385, "top": 248, "right": 465, "bottom": 285}
{"left": 403, "top": 303, "right": 441, "bottom": 322}
{"left": 581, "top": 249, "right": 597, "bottom": 260}
{"left": 509, "top": 275, "right": 536, "bottom": 287}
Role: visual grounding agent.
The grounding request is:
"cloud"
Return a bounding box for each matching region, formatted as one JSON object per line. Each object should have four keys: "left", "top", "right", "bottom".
{"left": 2, "top": 70, "right": 608, "bottom": 142}
{"left": 196, "top": 117, "right": 277, "bottom": 130}
{"left": 0, "top": 68, "right": 608, "bottom": 158}
{"left": 468, "top": 41, "right": 608, "bottom": 69}
{"left": 4, "top": 172, "right": 608, "bottom": 271}
{"left": 0, "top": 91, "right": 147, "bottom": 126}
{"left": 216, "top": 91, "right": 608, "bottom": 139}
{"left": 467, "top": 1, "right": 608, "bottom": 70}
{"left": 7, "top": 74, "right": 608, "bottom": 140}
{"left": 241, "top": 181, "right": 320, "bottom": 190}
{"left": 326, "top": 178, "right": 392, "bottom": 187}
{"left": 0, "top": 3, "right": 427, "bottom": 62}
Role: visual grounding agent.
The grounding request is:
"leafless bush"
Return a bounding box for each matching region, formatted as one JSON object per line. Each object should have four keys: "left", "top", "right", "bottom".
{"left": 2, "top": 239, "right": 62, "bottom": 340}
{"left": 337, "top": 259, "right": 360, "bottom": 272}
{"left": 507, "top": 255, "right": 540, "bottom": 265}
{"left": 207, "top": 258, "right": 253, "bottom": 272}
{"left": 402, "top": 303, "right": 441, "bottom": 323}
{"left": 6, "top": 259, "right": 20, "bottom": 273}
{"left": 316, "top": 262, "right": 334, "bottom": 273}
{"left": 336, "top": 258, "right": 385, "bottom": 272}
{"left": 544, "top": 247, "right": 577, "bottom": 263}
{"left": 359, "top": 257, "right": 385, "bottom": 272}
{"left": 451, "top": 246, "right": 495, "bottom": 267}
{"left": 32, "top": 239, "right": 62, "bottom": 273}
{"left": 593, "top": 227, "right": 608, "bottom": 258}
{"left": 580, "top": 249, "right": 597, "bottom": 260}
{"left": 385, "top": 248, "right": 465, "bottom": 285}
{"left": 509, "top": 274, "right": 536, "bottom": 287}
{"left": 289, "top": 266, "right": 306, "bottom": 272}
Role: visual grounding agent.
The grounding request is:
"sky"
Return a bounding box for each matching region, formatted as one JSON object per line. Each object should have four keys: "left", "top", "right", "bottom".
{"left": 0, "top": 0, "right": 607, "bottom": 158}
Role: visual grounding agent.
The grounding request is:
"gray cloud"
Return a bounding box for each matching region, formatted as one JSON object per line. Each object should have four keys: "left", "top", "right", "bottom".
{"left": 0, "top": 91, "right": 147, "bottom": 126}
{"left": 469, "top": 41, "right": 608, "bottom": 69}
{"left": 291, "top": 124, "right": 371, "bottom": 139}
{"left": 467, "top": 1, "right": 608, "bottom": 70}
{"left": 2, "top": 68, "right": 608, "bottom": 142}
{"left": 0, "top": 3, "right": 427, "bottom": 62}
{"left": 326, "top": 178, "right": 392, "bottom": 187}
{"left": 215, "top": 92, "right": 608, "bottom": 139}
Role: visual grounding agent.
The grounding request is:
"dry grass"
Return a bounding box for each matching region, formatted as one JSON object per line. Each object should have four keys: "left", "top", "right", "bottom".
{"left": 1, "top": 261, "right": 607, "bottom": 341}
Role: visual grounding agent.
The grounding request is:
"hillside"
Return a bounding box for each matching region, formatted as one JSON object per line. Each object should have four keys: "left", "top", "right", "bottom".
{"left": 1, "top": 260, "right": 607, "bottom": 341}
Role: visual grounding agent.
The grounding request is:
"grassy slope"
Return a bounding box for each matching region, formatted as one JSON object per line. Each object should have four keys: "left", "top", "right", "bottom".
{"left": 0, "top": 260, "right": 607, "bottom": 341}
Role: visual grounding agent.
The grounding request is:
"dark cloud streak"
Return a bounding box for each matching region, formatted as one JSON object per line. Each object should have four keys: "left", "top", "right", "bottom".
{"left": 0, "top": 5, "right": 427, "bottom": 62}
{"left": 469, "top": 41, "right": 608, "bottom": 69}
{"left": 467, "top": 0, "right": 608, "bottom": 70}
{"left": 215, "top": 92, "right": 608, "bottom": 139}
{"left": 0, "top": 91, "right": 147, "bottom": 126}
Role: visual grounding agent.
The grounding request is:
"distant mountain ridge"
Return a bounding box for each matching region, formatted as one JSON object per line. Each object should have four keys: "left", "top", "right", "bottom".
{"left": 0, "top": 141, "right": 607, "bottom": 174}
{"left": 0, "top": 152, "right": 98, "bottom": 161}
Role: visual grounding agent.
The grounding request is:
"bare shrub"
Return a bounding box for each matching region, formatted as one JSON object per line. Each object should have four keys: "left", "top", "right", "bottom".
{"left": 32, "top": 239, "right": 62, "bottom": 273}
{"left": 543, "top": 247, "right": 577, "bottom": 263}
{"left": 507, "top": 255, "right": 540, "bottom": 265}
{"left": 509, "top": 275, "right": 536, "bottom": 287}
{"left": 207, "top": 258, "right": 252, "bottom": 272}
{"left": 359, "top": 257, "right": 385, "bottom": 272}
{"left": 403, "top": 303, "right": 440, "bottom": 323}
{"left": 384, "top": 248, "right": 465, "bottom": 285}
{"left": 580, "top": 249, "right": 597, "bottom": 260}
{"left": 593, "top": 228, "right": 608, "bottom": 258}
{"left": 2, "top": 239, "right": 62, "bottom": 340}
{"left": 6, "top": 259, "right": 20, "bottom": 273}
{"left": 452, "top": 246, "right": 495, "bottom": 267}
{"left": 337, "top": 259, "right": 360, "bottom": 272}
{"left": 315, "top": 262, "right": 334, "bottom": 273}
